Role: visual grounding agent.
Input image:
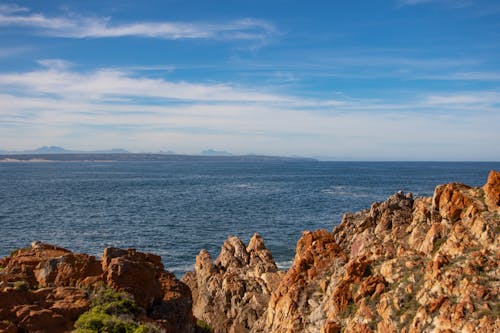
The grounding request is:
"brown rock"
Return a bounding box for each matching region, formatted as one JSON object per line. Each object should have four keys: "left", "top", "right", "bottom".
{"left": 0, "top": 243, "right": 196, "bottom": 333}
{"left": 323, "top": 321, "right": 341, "bottom": 333}
{"left": 0, "top": 320, "right": 17, "bottom": 333}
{"left": 183, "top": 233, "right": 280, "bottom": 333}
{"left": 102, "top": 247, "right": 164, "bottom": 309}
{"left": 483, "top": 170, "right": 500, "bottom": 211}
{"left": 16, "top": 307, "right": 68, "bottom": 333}
{"left": 355, "top": 275, "right": 386, "bottom": 301}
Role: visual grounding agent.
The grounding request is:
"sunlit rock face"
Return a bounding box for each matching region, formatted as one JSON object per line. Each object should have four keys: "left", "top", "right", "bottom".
{"left": 183, "top": 233, "right": 283, "bottom": 333}
{"left": 187, "top": 171, "right": 499, "bottom": 333}
{"left": 0, "top": 243, "right": 195, "bottom": 333}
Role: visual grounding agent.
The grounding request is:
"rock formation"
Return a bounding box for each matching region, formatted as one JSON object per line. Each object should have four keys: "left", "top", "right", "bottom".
{"left": 185, "top": 171, "right": 500, "bottom": 332}
{"left": 0, "top": 243, "right": 195, "bottom": 333}
{"left": 183, "top": 234, "right": 283, "bottom": 333}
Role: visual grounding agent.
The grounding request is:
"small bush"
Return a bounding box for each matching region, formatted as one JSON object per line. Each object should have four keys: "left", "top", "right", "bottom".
{"left": 74, "top": 288, "right": 159, "bottom": 333}
{"left": 196, "top": 319, "right": 214, "bottom": 333}
{"left": 133, "top": 324, "right": 160, "bottom": 333}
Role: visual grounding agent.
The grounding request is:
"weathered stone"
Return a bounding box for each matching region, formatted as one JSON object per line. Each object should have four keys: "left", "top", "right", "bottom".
{"left": 0, "top": 243, "right": 196, "bottom": 333}
{"left": 183, "top": 233, "right": 280, "bottom": 333}
{"left": 102, "top": 247, "right": 164, "bottom": 309}
{"left": 484, "top": 170, "right": 500, "bottom": 211}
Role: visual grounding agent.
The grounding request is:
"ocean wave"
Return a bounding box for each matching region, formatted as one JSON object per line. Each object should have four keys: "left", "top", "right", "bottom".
{"left": 276, "top": 260, "right": 293, "bottom": 271}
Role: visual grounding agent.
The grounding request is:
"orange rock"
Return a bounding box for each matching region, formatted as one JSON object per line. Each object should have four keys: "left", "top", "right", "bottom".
{"left": 323, "top": 321, "right": 341, "bottom": 333}
{"left": 102, "top": 247, "right": 164, "bottom": 309}
{"left": 483, "top": 170, "right": 500, "bottom": 211}
{"left": 355, "top": 275, "right": 385, "bottom": 301}
{"left": 428, "top": 295, "right": 447, "bottom": 313}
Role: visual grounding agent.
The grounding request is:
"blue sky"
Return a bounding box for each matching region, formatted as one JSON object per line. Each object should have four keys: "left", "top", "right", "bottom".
{"left": 0, "top": 0, "right": 499, "bottom": 160}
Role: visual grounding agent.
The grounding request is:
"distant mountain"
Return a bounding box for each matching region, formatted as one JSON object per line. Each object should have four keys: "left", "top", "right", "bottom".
{"left": 33, "top": 146, "right": 69, "bottom": 154}
{"left": 158, "top": 150, "right": 177, "bottom": 155}
{"left": 200, "top": 149, "right": 233, "bottom": 156}
{"left": 0, "top": 146, "right": 130, "bottom": 155}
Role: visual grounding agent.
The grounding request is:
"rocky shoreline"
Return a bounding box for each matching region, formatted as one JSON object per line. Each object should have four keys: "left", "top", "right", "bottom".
{"left": 1, "top": 171, "right": 499, "bottom": 332}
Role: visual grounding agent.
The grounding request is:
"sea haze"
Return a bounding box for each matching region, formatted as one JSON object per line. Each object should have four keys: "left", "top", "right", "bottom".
{"left": 1, "top": 160, "right": 498, "bottom": 276}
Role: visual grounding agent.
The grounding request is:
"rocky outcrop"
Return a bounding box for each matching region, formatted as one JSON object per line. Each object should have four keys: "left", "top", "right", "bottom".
{"left": 0, "top": 243, "right": 195, "bottom": 333}
{"left": 185, "top": 171, "right": 500, "bottom": 333}
{"left": 251, "top": 170, "right": 500, "bottom": 333}
{"left": 183, "top": 233, "right": 283, "bottom": 333}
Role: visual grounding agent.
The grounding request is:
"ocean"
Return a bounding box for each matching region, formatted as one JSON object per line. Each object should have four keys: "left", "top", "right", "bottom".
{"left": 0, "top": 160, "right": 498, "bottom": 276}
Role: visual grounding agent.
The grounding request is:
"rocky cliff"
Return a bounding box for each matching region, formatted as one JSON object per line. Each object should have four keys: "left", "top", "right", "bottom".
{"left": 0, "top": 243, "right": 195, "bottom": 333}
{"left": 185, "top": 170, "right": 499, "bottom": 332}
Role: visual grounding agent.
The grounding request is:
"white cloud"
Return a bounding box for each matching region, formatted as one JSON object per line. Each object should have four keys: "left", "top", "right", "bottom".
{"left": 0, "top": 5, "right": 275, "bottom": 41}
{"left": 0, "top": 65, "right": 288, "bottom": 103}
{"left": 424, "top": 92, "right": 500, "bottom": 106}
{"left": 0, "top": 4, "right": 29, "bottom": 14}
{"left": 0, "top": 63, "right": 498, "bottom": 159}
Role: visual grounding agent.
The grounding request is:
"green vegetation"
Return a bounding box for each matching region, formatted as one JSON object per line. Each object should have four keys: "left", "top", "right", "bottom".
{"left": 13, "top": 280, "right": 29, "bottom": 292}
{"left": 196, "top": 319, "right": 214, "bottom": 333}
{"left": 74, "top": 288, "right": 159, "bottom": 333}
{"left": 432, "top": 237, "right": 446, "bottom": 255}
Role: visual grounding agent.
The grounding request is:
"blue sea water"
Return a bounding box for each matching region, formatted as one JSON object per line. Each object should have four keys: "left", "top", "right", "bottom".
{"left": 0, "top": 161, "right": 498, "bottom": 276}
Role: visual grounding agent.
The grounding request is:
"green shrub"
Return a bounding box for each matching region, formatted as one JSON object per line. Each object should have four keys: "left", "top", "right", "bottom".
{"left": 133, "top": 324, "right": 160, "bottom": 333}
{"left": 13, "top": 280, "right": 29, "bottom": 292}
{"left": 196, "top": 319, "right": 214, "bottom": 333}
{"left": 432, "top": 237, "right": 446, "bottom": 254}
{"left": 74, "top": 288, "right": 158, "bottom": 333}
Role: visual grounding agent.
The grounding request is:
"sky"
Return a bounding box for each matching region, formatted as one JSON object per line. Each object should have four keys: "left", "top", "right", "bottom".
{"left": 0, "top": 0, "right": 499, "bottom": 160}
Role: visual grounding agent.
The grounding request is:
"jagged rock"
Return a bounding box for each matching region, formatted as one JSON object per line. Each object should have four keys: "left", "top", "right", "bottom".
{"left": 0, "top": 243, "right": 196, "bottom": 333}
{"left": 182, "top": 233, "right": 282, "bottom": 333}
{"left": 186, "top": 171, "right": 499, "bottom": 333}
{"left": 150, "top": 271, "right": 196, "bottom": 333}
{"left": 484, "top": 170, "right": 500, "bottom": 212}
{"left": 250, "top": 171, "right": 500, "bottom": 333}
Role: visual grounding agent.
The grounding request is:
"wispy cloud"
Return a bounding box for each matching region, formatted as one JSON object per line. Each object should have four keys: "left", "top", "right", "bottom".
{"left": 0, "top": 4, "right": 276, "bottom": 41}
{"left": 0, "top": 60, "right": 288, "bottom": 103}
{"left": 398, "top": 0, "right": 473, "bottom": 7}
{"left": 399, "top": 0, "right": 436, "bottom": 5}
{"left": 0, "top": 46, "right": 31, "bottom": 58}
{"left": 424, "top": 92, "right": 500, "bottom": 106}
{"left": 421, "top": 71, "right": 500, "bottom": 81}
{"left": 0, "top": 61, "right": 498, "bottom": 159}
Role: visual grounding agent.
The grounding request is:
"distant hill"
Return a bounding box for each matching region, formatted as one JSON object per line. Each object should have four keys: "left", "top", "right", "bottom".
{"left": 33, "top": 146, "right": 68, "bottom": 154}
{"left": 0, "top": 146, "right": 130, "bottom": 155}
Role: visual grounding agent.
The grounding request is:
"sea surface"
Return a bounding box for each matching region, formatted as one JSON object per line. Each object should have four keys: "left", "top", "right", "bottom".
{"left": 0, "top": 160, "right": 498, "bottom": 276}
